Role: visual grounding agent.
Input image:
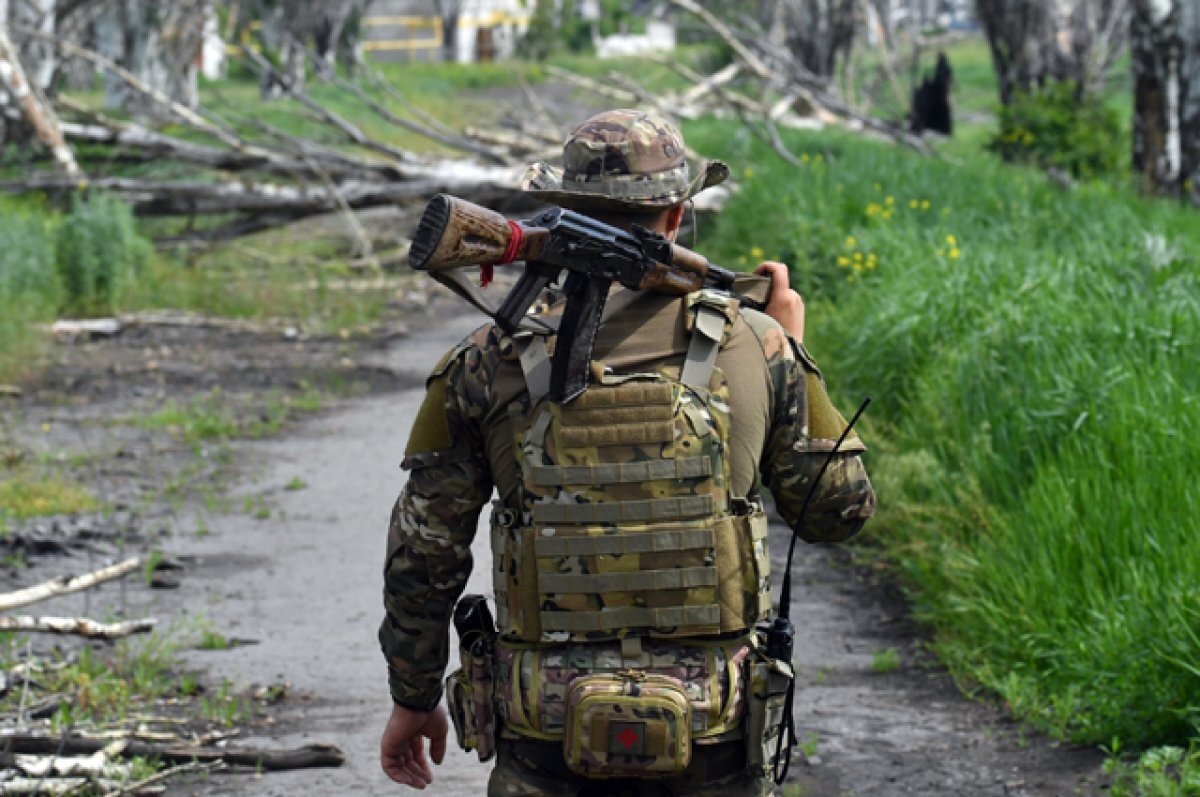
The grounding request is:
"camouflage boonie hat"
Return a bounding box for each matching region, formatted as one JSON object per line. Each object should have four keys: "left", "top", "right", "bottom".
{"left": 520, "top": 109, "right": 729, "bottom": 212}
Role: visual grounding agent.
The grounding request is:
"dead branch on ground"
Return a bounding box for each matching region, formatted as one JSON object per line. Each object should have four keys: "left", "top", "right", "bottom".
{"left": 0, "top": 558, "right": 142, "bottom": 613}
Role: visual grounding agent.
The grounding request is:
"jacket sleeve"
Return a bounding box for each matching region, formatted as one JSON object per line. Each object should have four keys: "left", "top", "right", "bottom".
{"left": 758, "top": 325, "right": 876, "bottom": 543}
{"left": 379, "top": 341, "right": 493, "bottom": 711}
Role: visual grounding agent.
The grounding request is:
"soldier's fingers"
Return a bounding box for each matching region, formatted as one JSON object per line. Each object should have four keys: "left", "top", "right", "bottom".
{"left": 754, "top": 260, "right": 790, "bottom": 292}
{"left": 409, "top": 738, "right": 433, "bottom": 781}
{"left": 429, "top": 732, "right": 447, "bottom": 765}
{"left": 382, "top": 754, "right": 427, "bottom": 788}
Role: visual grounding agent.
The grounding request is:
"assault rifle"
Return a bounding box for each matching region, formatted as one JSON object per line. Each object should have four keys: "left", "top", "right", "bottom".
{"left": 408, "top": 194, "right": 769, "bottom": 404}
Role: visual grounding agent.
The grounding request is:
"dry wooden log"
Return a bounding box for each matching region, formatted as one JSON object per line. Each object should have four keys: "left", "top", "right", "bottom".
{"left": 0, "top": 385, "right": 21, "bottom": 397}
{"left": 100, "top": 760, "right": 223, "bottom": 796}
{"left": 669, "top": 0, "right": 931, "bottom": 156}
{"left": 238, "top": 45, "right": 418, "bottom": 167}
{"left": 0, "top": 616, "right": 156, "bottom": 640}
{"left": 0, "top": 27, "right": 81, "bottom": 177}
{"left": 0, "top": 735, "right": 345, "bottom": 771}
{"left": 0, "top": 174, "right": 520, "bottom": 217}
{"left": 57, "top": 116, "right": 404, "bottom": 182}
{"left": 304, "top": 52, "right": 508, "bottom": 165}
{"left": 543, "top": 65, "right": 637, "bottom": 104}
{"left": 0, "top": 777, "right": 118, "bottom": 795}
{"left": 0, "top": 558, "right": 141, "bottom": 613}
{"left": 9, "top": 749, "right": 121, "bottom": 778}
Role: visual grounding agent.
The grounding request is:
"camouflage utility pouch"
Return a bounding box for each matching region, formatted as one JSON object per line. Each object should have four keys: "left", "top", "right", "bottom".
{"left": 744, "top": 650, "right": 794, "bottom": 777}
{"left": 563, "top": 671, "right": 692, "bottom": 779}
{"left": 445, "top": 646, "right": 497, "bottom": 762}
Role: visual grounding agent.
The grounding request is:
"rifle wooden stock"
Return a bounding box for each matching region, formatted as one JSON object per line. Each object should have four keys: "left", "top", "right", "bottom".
{"left": 409, "top": 194, "right": 547, "bottom": 272}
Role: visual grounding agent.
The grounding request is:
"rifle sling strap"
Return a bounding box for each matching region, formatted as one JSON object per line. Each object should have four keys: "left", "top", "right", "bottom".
{"left": 429, "top": 269, "right": 557, "bottom": 334}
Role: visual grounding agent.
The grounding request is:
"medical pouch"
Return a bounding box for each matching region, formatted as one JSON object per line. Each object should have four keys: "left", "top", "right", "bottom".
{"left": 563, "top": 672, "right": 692, "bottom": 780}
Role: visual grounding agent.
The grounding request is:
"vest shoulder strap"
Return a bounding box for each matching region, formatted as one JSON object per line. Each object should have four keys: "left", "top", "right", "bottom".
{"left": 681, "top": 291, "right": 737, "bottom": 388}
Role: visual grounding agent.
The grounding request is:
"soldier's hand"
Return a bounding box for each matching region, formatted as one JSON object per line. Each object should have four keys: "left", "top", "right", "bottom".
{"left": 380, "top": 703, "right": 448, "bottom": 789}
{"left": 754, "top": 261, "right": 805, "bottom": 342}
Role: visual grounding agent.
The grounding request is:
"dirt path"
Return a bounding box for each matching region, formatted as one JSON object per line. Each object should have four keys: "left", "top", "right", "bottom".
{"left": 159, "top": 312, "right": 1108, "bottom": 797}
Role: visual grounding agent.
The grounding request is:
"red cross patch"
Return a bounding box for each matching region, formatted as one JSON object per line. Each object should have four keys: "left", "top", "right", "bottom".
{"left": 609, "top": 721, "right": 647, "bottom": 756}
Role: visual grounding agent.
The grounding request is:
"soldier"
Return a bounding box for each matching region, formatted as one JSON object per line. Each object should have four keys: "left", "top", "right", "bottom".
{"left": 380, "top": 109, "right": 875, "bottom": 796}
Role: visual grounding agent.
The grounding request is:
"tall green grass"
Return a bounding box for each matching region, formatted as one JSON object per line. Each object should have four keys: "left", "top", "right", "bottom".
{"left": 687, "top": 118, "right": 1200, "bottom": 751}
{"left": 0, "top": 198, "right": 57, "bottom": 381}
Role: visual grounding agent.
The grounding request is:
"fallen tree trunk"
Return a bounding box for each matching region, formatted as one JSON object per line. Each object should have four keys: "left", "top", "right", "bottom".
{"left": 0, "top": 27, "right": 82, "bottom": 177}
{"left": 58, "top": 116, "right": 405, "bottom": 182}
{"left": 0, "top": 735, "right": 345, "bottom": 771}
{"left": 0, "top": 558, "right": 141, "bottom": 613}
{"left": 0, "top": 616, "right": 156, "bottom": 640}
{"left": 0, "top": 173, "right": 522, "bottom": 216}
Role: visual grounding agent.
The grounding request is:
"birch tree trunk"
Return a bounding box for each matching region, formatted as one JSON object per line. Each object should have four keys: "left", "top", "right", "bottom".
{"left": 97, "top": 0, "right": 210, "bottom": 117}
{"left": 0, "top": 13, "right": 80, "bottom": 175}
{"left": 778, "top": 0, "right": 859, "bottom": 79}
{"left": 976, "top": 0, "right": 1129, "bottom": 104}
{"left": 1131, "top": 0, "right": 1200, "bottom": 204}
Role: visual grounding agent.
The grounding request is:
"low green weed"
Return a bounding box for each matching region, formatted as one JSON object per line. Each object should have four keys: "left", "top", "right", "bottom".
{"left": 1108, "top": 745, "right": 1200, "bottom": 797}
{"left": 0, "top": 469, "right": 97, "bottom": 519}
{"left": 871, "top": 648, "right": 901, "bottom": 674}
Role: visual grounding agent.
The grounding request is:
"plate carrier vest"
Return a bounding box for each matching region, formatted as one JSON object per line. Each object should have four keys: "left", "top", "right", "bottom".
{"left": 490, "top": 292, "right": 773, "bottom": 644}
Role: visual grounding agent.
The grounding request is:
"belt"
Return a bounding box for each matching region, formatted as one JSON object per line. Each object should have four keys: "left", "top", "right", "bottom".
{"left": 499, "top": 735, "right": 747, "bottom": 783}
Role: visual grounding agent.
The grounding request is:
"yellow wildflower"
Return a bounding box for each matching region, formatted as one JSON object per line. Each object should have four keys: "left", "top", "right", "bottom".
{"left": 921, "top": 200, "right": 931, "bottom": 210}
{"left": 854, "top": 251, "right": 864, "bottom": 262}
{"left": 801, "top": 153, "right": 810, "bottom": 163}
{"left": 837, "top": 256, "right": 851, "bottom": 268}
{"left": 867, "top": 254, "right": 878, "bottom": 270}
{"left": 750, "top": 246, "right": 765, "bottom": 259}
{"left": 909, "top": 199, "right": 919, "bottom": 209}
{"left": 743, "top": 167, "right": 755, "bottom": 178}
{"left": 853, "top": 261, "right": 864, "bottom": 272}
{"left": 949, "top": 247, "right": 961, "bottom": 260}
{"left": 946, "top": 234, "right": 957, "bottom": 246}
{"left": 845, "top": 236, "right": 857, "bottom": 248}
{"left": 886, "top": 196, "right": 896, "bottom": 206}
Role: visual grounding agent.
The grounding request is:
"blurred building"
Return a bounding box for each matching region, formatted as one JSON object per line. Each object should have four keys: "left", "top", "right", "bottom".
{"left": 363, "top": 0, "right": 530, "bottom": 63}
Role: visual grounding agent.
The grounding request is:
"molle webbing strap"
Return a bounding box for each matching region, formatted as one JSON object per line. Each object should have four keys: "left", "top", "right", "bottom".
{"left": 560, "top": 421, "right": 674, "bottom": 448}
{"left": 538, "top": 566, "right": 718, "bottom": 594}
{"left": 680, "top": 305, "right": 728, "bottom": 388}
{"left": 539, "top": 605, "right": 721, "bottom": 633}
{"left": 516, "top": 335, "right": 553, "bottom": 405}
{"left": 533, "top": 526, "right": 714, "bottom": 557}
{"left": 556, "top": 382, "right": 676, "bottom": 447}
{"left": 531, "top": 495, "right": 715, "bottom": 525}
{"left": 531, "top": 457, "right": 712, "bottom": 487}
{"left": 572, "top": 382, "right": 673, "bottom": 408}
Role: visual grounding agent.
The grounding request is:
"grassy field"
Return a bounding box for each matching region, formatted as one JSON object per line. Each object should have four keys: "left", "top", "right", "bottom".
{"left": 686, "top": 64, "right": 1199, "bottom": 784}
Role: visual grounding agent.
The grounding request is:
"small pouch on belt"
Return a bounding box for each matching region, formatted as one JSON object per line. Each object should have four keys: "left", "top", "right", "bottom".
{"left": 744, "top": 649, "right": 794, "bottom": 777}
{"left": 445, "top": 641, "right": 497, "bottom": 762}
{"left": 563, "top": 671, "right": 692, "bottom": 780}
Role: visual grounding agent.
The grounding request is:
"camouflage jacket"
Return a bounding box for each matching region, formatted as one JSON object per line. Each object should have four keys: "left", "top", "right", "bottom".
{"left": 380, "top": 288, "right": 875, "bottom": 711}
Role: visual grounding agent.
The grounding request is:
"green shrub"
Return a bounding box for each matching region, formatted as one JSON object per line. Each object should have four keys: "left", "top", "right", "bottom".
{"left": 990, "top": 81, "right": 1124, "bottom": 179}
{"left": 0, "top": 199, "right": 56, "bottom": 303}
{"left": 54, "top": 193, "right": 151, "bottom": 315}
{"left": 0, "top": 199, "right": 58, "bottom": 382}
